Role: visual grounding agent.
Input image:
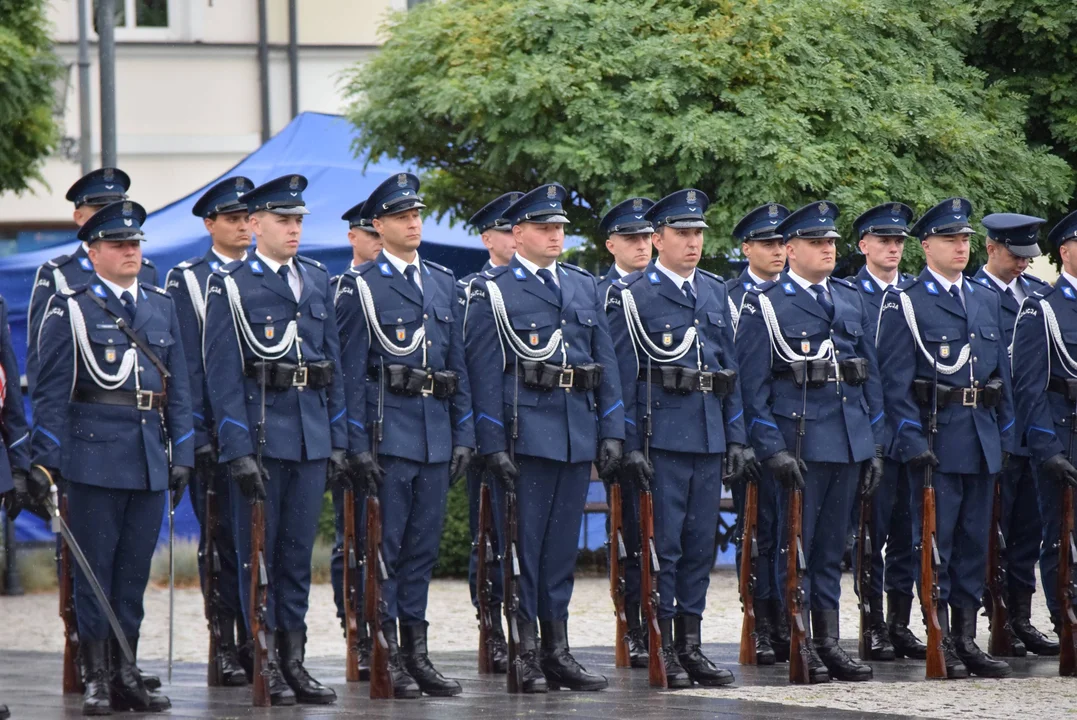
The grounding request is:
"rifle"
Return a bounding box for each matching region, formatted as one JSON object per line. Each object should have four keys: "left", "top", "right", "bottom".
{"left": 504, "top": 357, "right": 523, "bottom": 693}
{"left": 1060, "top": 400, "right": 1077, "bottom": 676}
{"left": 609, "top": 479, "right": 629, "bottom": 668}
{"left": 986, "top": 476, "right": 1013, "bottom": 656}
{"left": 366, "top": 358, "right": 392, "bottom": 699}
{"left": 58, "top": 493, "right": 82, "bottom": 694}
{"left": 249, "top": 368, "right": 271, "bottom": 706}
{"left": 920, "top": 350, "right": 947, "bottom": 680}
{"left": 737, "top": 470, "right": 759, "bottom": 665}
{"left": 786, "top": 363, "right": 810, "bottom": 684}
{"left": 476, "top": 475, "right": 498, "bottom": 673}
{"left": 855, "top": 492, "right": 873, "bottom": 661}
{"left": 343, "top": 487, "right": 361, "bottom": 682}
{"left": 641, "top": 357, "right": 665, "bottom": 688}
{"left": 204, "top": 477, "right": 225, "bottom": 686}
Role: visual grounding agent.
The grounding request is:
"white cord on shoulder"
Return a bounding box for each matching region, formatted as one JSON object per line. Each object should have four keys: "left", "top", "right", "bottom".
{"left": 620, "top": 287, "right": 697, "bottom": 364}
{"left": 183, "top": 268, "right": 206, "bottom": 325}
{"left": 353, "top": 273, "right": 426, "bottom": 364}
{"left": 53, "top": 268, "right": 69, "bottom": 294}
{"left": 757, "top": 292, "right": 833, "bottom": 364}
{"left": 897, "top": 292, "right": 969, "bottom": 376}
{"left": 1040, "top": 298, "right": 1077, "bottom": 378}
{"left": 66, "top": 297, "right": 137, "bottom": 389}
{"left": 486, "top": 279, "right": 564, "bottom": 363}
{"left": 728, "top": 296, "right": 740, "bottom": 334}
{"left": 223, "top": 275, "right": 299, "bottom": 361}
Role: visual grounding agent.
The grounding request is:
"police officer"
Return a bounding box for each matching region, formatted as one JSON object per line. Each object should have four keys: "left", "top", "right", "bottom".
{"left": 845, "top": 203, "right": 926, "bottom": 662}
{"left": 736, "top": 201, "right": 885, "bottom": 683}
{"left": 203, "top": 174, "right": 347, "bottom": 706}
{"left": 596, "top": 196, "right": 654, "bottom": 669}
{"left": 465, "top": 182, "right": 624, "bottom": 693}
{"left": 32, "top": 200, "right": 194, "bottom": 714}
{"left": 727, "top": 203, "right": 790, "bottom": 665}
{"left": 456, "top": 191, "right": 522, "bottom": 675}
{"left": 1010, "top": 210, "right": 1077, "bottom": 655}
{"left": 973, "top": 213, "right": 1057, "bottom": 657}
{"left": 335, "top": 173, "right": 474, "bottom": 698}
{"left": 327, "top": 197, "right": 384, "bottom": 678}
{"left": 165, "top": 177, "right": 255, "bottom": 686}
{"left": 606, "top": 189, "right": 756, "bottom": 687}
{"left": 876, "top": 197, "right": 1015, "bottom": 679}
{"left": 28, "top": 169, "right": 158, "bottom": 393}
{"left": 0, "top": 290, "right": 35, "bottom": 520}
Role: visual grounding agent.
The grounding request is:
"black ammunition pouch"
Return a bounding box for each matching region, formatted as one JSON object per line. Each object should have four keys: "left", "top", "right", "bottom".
{"left": 912, "top": 376, "right": 1002, "bottom": 409}
{"left": 1048, "top": 376, "right": 1077, "bottom": 401}
{"left": 373, "top": 364, "right": 458, "bottom": 399}
{"left": 509, "top": 361, "right": 603, "bottom": 391}
{"left": 245, "top": 360, "right": 334, "bottom": 390}
{"left": 840, "top": 358, "right": 869, "bottom": 386}
{"left": 637, "top": 366, "right": 735, "bottom": 396}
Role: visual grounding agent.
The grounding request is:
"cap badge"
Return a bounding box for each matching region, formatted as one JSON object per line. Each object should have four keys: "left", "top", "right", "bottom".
{"left": 686, "top": 190, "right": 697, "bottom": 204}
{"left": 769, "top": 204, "right": 778, "bottom": 217}
{"left": 891, "top": 204, "right": 901, "bottom": 214}
{"left": 103, "top": 168, "right": 114, "bottom": 181}
{"left": 547, "top": 185, "right": 557, "bottom": 199}
{"left": 289, "top": 176, "right": 300, "bottom": 190}
{"left": 122, "top": 202, "right": 132, "bottom": 216}
{"left": 632, "top": 198, "right": 643, "bottom": 211}
{"left": 951, "top": 198, "right": 961, "bottom": 211}
{"left": 818, "top": 202, "right": 827, "bottom": 214}
{"left": 235, "top": 178, "right": 246, "bottom": 191}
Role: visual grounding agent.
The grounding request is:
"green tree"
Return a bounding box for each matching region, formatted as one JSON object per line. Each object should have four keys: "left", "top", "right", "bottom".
{"left": 0, "top": 0, "right": 61, "bottom": 194}
{"left": 345, "top": 0, "right": 1071, "bottom": 269}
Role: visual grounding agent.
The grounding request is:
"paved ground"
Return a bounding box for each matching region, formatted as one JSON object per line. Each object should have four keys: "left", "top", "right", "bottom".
{"left": 1, "top": 572, "right": 1071, "bottom": 718}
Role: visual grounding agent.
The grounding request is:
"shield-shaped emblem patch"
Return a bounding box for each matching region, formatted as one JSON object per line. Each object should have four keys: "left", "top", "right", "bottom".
{"left": 104, "top": 347, "right": 116, "bottom": 364}
{"left": 396, "top": 326, "right": 407, "bottom": 342}
{"left": 801, "top": 340, "right": 811, "bottom": 353}
{"left": 265, "top": 325, "right": 275, "bottom": 340}
{"left": 662, "top": 332, "right": 673, "bottom": 347}
{"left": 529, "top": 332, "right": 540, "bottom": 346}
{"left": 940, "top": 343, "right": 950, "bottom": 359}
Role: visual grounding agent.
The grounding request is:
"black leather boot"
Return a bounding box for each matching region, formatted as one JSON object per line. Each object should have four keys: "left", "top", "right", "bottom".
{"left": 754, "top": 605, "right": 776, "bottom": 665}
{"left": 802, "top": 612, "right": 830, "bottom": 684}
{"left": 400, "top": 622, "right": 462, "bottom": 697}
{"left": 382, "top": 620, "right": 421, "bottom": 699}
{"left": 887, "top": 592, "right": 927, "bottom": 659}
{"left": 213, "top": 614, "right": 248, "bottom": 686}
{"left": 81, "top": 639, "right": 111, "bottom": 716}
{"left": 625, "top": 601, "right": 649, "bottom": 669}
{"left": 985, "top": 592, "right": 1026, "bottom": 657}
{"left": 936, "top": 602, "right": 969, "bottom": 679}
{"left": 658, "top": 618, "right": 691, "bottom": 688}
{"left": 516, "top": 620, "right": 548, "bottom": 693}
{"left": 264, "top": 632, "right": 297, "bottom": 706}
{"left": 868, "top": 596, "right": 895, "bottom": 660}
{"left": 356, "top": 617, "right": 372, "bottom": 681}
{"left": 674, "top": 615, "right": 734, "bottom": 686}
{"left": 951, "top": 606, "right": 1011, "bottom": 678}
{"left": 110, "top": 636, "right": 170, "bottom": 712}
{"left": 811, "top": 610, "right": 872, "bottom": 681}
{"left": 539, "top": 620, "right": 608, "bottom": 691}
{"left": 1011, "top": 588, "right": 1059, "bottom": 656}
{"left": 770, "top": 598, "right": 790, "bottom": 663}
{"left": 278, "top": 630, "right": 336, "bottom": 704}
{"left": 487, "top": 605, "right": 509, "bottom": 674}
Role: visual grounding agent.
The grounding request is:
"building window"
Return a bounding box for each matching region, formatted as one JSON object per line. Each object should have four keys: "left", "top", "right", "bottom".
{"left": 94, "top": 0, "right": 169, "bottom": 31}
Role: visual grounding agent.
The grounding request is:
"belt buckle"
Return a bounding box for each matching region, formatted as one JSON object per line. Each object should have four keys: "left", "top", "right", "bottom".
{"left": 962, "top": 387, "right": 978, "bottom": 407}
{"left": 698, "top": 373, "right": 713, "bottom": 393}
{"left": 559, "top": 368, "right": 574, "bottom": 389}
{"left": 421, "top": 373, "right": 435, "bottom": 396}
{"left": 136, "top": 390, "right": 154, "bottom": 411}
{"left": 293, "top": 366, "right": 309, "bottom": 388}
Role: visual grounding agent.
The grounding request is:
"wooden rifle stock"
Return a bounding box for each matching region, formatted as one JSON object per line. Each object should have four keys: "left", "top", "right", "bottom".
{"left": 1061, "top": 409, "right": 1077, "bottom": 676}
{"left": 986, "top": 478, "right": 1013, "bottom": 656}
{"left": 365, "top": 490, "right": 392, "bottom": 698}
{"left": 249, "top": 500, "right": 271, "bottom": 706}
{"left": 786, "top": 486, "right": 810, "bottom": 684}
{"left": 205, "top": 480, "right": 224, "bottom": 686}
{"left": 59, "top": 494, "right": 82, "bottom": 694}
{"left": 738, "top": 479, "right": 759, "bottom": 665}
{"left": 609, "top": 481, "right": 629, "bottom": 668}
{"left": 921, "top": 353, "right": 946, "bottom": 680}
{"left": 343, "top": 488, "right": 361, "bottom": 682}
{"left": 639, "top": 488, "right": 665, "bottom": 687}
{"left": 476, "top": 480, "right": 496, "bottom": 674}
{"left": 856, "top": 495, "right": 873, "bottom": 661}
{"left": 503, "top": 488, "right": 523, "bottom": 693}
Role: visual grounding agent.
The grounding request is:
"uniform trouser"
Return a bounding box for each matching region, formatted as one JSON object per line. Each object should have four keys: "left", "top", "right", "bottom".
{"left": 66, "top": 483, "right": 165, "bottom": 641}
{"left": 330, "top": 485, "right": 366, "bottom": 623}
{"left": 1034, "top": 463, "right": 1067, "bottom": 616}
{"left": 857, "top": 459, "right": 917, "bottom": 599}
{"left": 800, "top": 462, "right": 859, "bottom": 610}
{"left": 379, "top": 456, "right": 449, "bottom": 625}
{"left": 651, "top": 449, "right": 723, "bottom": 619}
{"left": 605, "top": 477, "right": 642, "bottom": 606}
{"left": 189, "top": 461, "right": 241, "bottom": 618}
{"left": 491, "top": 455, "right": 590, "bottom": 623}
{"left": 999, "top": 454, "right": 1042, "bottom": 594}
{"left": 234, "top": 457, "right": 325, "bottom": 633}
{"left": 910, "top": 470, "right": 994, "bottom": 610}
{"left": 467, "top": 465, "right": 504, "bottom": 609}
{"left": 734, "top": 467, "right": 787, "bottom": 603}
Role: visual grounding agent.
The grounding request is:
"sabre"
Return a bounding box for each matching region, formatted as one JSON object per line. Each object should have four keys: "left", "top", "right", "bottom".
{"left": 40, "top": 471, "right": 134, "bottom": 664}
{"left": 168, "top": 481, "right": 174, "bottom": 683}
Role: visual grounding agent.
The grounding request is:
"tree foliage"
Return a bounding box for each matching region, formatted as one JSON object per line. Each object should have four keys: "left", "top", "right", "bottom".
{"left": 0, "top": 0, "right": 61, "bottom": 194}
{"left": 345, "top": 0, "right": 1071, "bottom": 265}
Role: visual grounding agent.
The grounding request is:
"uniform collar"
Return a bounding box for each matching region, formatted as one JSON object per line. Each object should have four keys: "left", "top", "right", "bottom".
{"left": 866, "top": 267, "right": 898, "bottom": 291}
{"left": 514, "top": 252, "right": 558, "bottom": 285}
{"left": 786, "top": 268, "right": 827, "bottom": 293}
{"left": 981, "top": 268, "right": 1019, "bottom": 296}
{"left": 254, "top": 249, "right": 295, "bottom": 276}
{"left": 211, "top": 247, "right": 245, "bottom": 266}
{"left": 1063, "top": 270, "right": 1077, "bottom": 293}
{"left": 382, "top": 247, "right": 422, "bottom": 277}
{"left": 654, "top": 258, "right": 695, "bottom": 288}
{"left": 745, "top": 267, "right": 771, "bottom": 286}
{"left": 98, "top": 275, "right": 139, "bottom": 303}
{"left": 926, "top": 266, "right": 962, "bottom": 293}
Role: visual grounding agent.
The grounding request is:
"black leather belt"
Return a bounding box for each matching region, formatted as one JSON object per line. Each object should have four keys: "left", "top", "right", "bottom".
{"left": 367, "top": 365, "right": 458, "bottom": 399}
{"left": 774, "top": 358, "right": 869, "bottom": 387}
{"left": 1048, "top": 376, "right": 1077, "bottom": 401}
{"left": 913, "top": 377, "right": 1004, "bottom": 409}
{"left": 636, "top": 367, "right": 735, "bottom": 396}
{"left": 73, "top": 386, "right": 166, "bottom": 410}
{"left": 504, "top": 361, "right": 604, "bottom": 391}
{"left": 245, "top": 360, "right": 335, "bottom": 390}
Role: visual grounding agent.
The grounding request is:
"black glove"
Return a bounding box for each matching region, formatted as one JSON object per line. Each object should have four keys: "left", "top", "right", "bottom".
{"left": 860, "top": 446, "right": 884, "bottom": 498}
{"left": 230, "top": 455, "right": 267, "bottom": 501}
{"left": 595, "top": 438, "right": 623, "bottom": 481}
{"left": 6, "top": 467, "right": 31, "bottom": 520}
{"left": 907, "top": 449, "right": 940, "bottom": 473}
{"left": 194, "top": 443, "right": 217, "bottom": 479}
{"left": 349, "top": 451, "right": 384, "bottom": 494}
{"left": 621, "top": 450, "right": 654, "bottom": 491}
{"left": 1042, "top": 453, "right": 1077, "bottom": 489}
{"left": 486, "top": 451, "right": 519, "bottom": 492}
{"left": 449, "top": 445, "right": 473, "bottom": 485}
{"left": 28, "top": 465, "right": 53, "bottom": 504}
{"left": 327, "top": 449, "right": 352, "bottom": 492}
{"left": 764, "top": 450, "right": 806, "bottom": 489}
{"left": 169, "top": 465, "right": 191, "bottom": 509}
{"left": 726, "top": 443, "right": 762, "bottom": 485}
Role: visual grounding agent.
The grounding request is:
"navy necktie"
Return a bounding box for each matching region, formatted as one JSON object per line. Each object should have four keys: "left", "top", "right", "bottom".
{"left": 1004, "top": 286, "right": 1016, "bottom": 302}
{"left": 120, "top": 290, "right": 136, "bottom": 324}
{"left": 404, "top": 265, "right": 422, "bottom": 296}
{"left": 809, "top": 284, "right": 834, "bottom": 319}
{"left": 949, "top": 284, "right": 964, "bottom": 309}
{"left": 682, "top": 280, "right": 696, "bottom": 306}
{"left": 277, "top": 265, "right": 290, "bottom": 285}
{"left": 536, "top": 268, "right": 561, "bottom": 305}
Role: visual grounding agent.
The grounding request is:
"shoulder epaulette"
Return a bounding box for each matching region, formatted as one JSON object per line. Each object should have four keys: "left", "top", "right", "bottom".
{"left": 483, "top": 266, "right": 511, "bottom": 279}
{"left": 142, "top": 258, "right": 155, "bottom": 267}
{"left": 1023, "top": 272, "right": 1048, "bottom": 286}
{"left": 296, "top": 254, "right": 326, "bottom": 271}
{"left": 69, "top": 284, "right": 90, "bottom": 295}
{"left": 696, "top": 268, "right": 720, "bottom": 281}
{"left": 179, "top": 256, "right": 206, "bottom": 270}
{"left": 216, "top": 259, "right": 243, "bottom": 275}
{"left": 559, "top": 262, "right": 593, "bottom": 277}
{"left": 50, "top": 254, "right": 72, "bottom": 268}
{"left": 830, "top": 276, "right": 854, "bottom": 290}
{"left": 756, "top": 280, "right": 778, "bottom": 294}
{"left": 142, "top": 282, "right": 169, "bottom": 296}
{"left": 896, "top": 276, "right": 919, "bottom": 292}
{"left": 619, "top": 270, "right": 646, "bottom": 286}
{"left": 423, "top": 259, "right": 452, "bottom": 275}
{"left": 356, "top": 260, "right": 379, "bottom": 275}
